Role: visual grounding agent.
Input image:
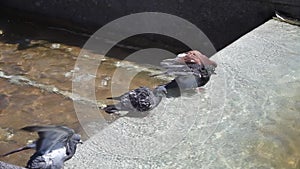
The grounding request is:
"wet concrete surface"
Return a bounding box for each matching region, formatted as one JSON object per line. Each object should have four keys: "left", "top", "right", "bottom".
{"left": 0, "top": 161, "right": 25, "bottom": 169}
{"left": 65, "top": 19, "right": 300, "bottom": 169}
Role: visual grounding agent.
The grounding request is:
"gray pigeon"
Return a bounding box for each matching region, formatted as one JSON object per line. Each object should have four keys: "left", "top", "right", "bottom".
{"left": 1, "top": 125, "right": 82, "bottom": 169}
{"left": 103, "top": 86, "right": 167, "bottom": 115}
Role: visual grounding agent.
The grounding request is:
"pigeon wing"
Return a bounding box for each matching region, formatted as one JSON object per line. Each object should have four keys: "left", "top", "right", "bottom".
{"left": 156, "top": 50, "right": 217, "bottom": 77}
{"left": 22, "top": 125, "right": 75, "bottom": 155}
{"left": 159, "top": 60, "right": 203, "bottom": 77}
{"left": 128, "top": 87, "right": 153, "bottom": 111}
{"left": 157, "top": 56, "right": 199, "bottom": 77}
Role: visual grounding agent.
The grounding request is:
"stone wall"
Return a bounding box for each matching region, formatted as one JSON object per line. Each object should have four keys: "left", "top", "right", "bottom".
{"left": 1, "top": 0, "right": 299, "bottom": 51}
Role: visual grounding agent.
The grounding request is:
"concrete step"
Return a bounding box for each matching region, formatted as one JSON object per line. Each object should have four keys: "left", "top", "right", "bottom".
{"left": 0, "top": 161, "right": 25, "bottom": 169}
{"left": 65, "top": 19, "right": 300, "bottom": 169}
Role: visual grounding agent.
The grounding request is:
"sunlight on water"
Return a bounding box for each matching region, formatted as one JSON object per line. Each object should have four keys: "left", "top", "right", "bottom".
{"left": 0, "top": 15, "right": 166, "bottom": 166}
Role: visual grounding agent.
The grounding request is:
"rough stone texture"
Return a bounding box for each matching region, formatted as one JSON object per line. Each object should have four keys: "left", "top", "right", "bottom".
{"left": 65, "top": 19, "right": 300, "bottom": 169}
{"left": 0, "top": 161, "right": 25, "bottom": 169}
{"left": 1, "top": 0, "right": 299, "bottom": 51}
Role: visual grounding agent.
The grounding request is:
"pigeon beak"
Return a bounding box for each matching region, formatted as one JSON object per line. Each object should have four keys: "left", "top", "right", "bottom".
{"left": 79, "top": 140, "right": 83, "bottom": 144}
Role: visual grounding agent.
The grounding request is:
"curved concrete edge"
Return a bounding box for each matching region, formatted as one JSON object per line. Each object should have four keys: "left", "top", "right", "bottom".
{"left": 0, "top": 161, "right": 25, "bottom": 169}
{"left": 3, "top": 0, "right": 299, "bottom": 51}
{"left": 65, "top": 19, "right": 300, "bottom": 169}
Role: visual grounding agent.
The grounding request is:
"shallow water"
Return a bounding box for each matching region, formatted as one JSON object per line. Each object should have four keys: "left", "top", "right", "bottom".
{"left": 0, "top": 16, "right": 299, "bottom": 169}
{"left": 0, "top": 17, "right": 166, "bottom": 166}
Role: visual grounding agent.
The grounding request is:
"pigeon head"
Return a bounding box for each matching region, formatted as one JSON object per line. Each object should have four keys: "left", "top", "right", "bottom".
{"left": 70, "top": 134, "right": 83, "bottom": 144}
{"left": 153, "top": 86, "right": 167, "bottom": 97}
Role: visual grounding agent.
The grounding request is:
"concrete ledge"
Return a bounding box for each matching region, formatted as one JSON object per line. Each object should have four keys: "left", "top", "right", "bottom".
{"left": 65, "top": 19, "right": 300, "bottom": 168}
{"left": 2, "top": 1, "right": 300, "bottom": 50}
{"left": 0, "top": 161, "right": 25, "bottom": 169}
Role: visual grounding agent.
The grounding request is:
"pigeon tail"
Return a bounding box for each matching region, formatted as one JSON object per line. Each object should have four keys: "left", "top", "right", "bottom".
{"left": 103, "top": 105, "right": 120, "bottom": 114}
{"left": 149, "top": 71, "right": 167, "bottom": 77}
{"left": 106, "top": 96, "right": 122, "bottom": 100}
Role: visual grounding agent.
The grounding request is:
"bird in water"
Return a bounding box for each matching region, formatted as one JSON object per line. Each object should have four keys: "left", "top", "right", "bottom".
{"left": 152, "top": 50, "right": 217, "bottom": 97}
{"left": 102, "top": 86, "right": 167, "bottom": 115}
{"left": 1, "top": 125, "right": 82, "bottom": 169}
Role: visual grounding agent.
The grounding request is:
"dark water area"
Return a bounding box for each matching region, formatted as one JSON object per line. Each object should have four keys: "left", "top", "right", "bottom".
{"left": 0, "top": 8, "right": 195, "bottom": 61}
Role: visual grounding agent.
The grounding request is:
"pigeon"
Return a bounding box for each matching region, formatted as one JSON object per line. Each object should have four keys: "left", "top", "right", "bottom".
{"left": 102, "top": 86, "right": 167, "bottom": 115}
{"left": 162, "top": 74, "right": 209, "bottom": 98}
{"left": 1, "top": 125, "right": 82, "bottom": 169}
{"left": 155, "top": 50, "right": 217, "bottom": 77}
{"left": 152, "top": 50, "right": 217, "bottom": 97}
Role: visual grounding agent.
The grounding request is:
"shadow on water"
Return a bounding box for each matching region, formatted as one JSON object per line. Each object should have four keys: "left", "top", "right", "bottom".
{"left": 0, "top": 7, "right": 194, "bottom": 61}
